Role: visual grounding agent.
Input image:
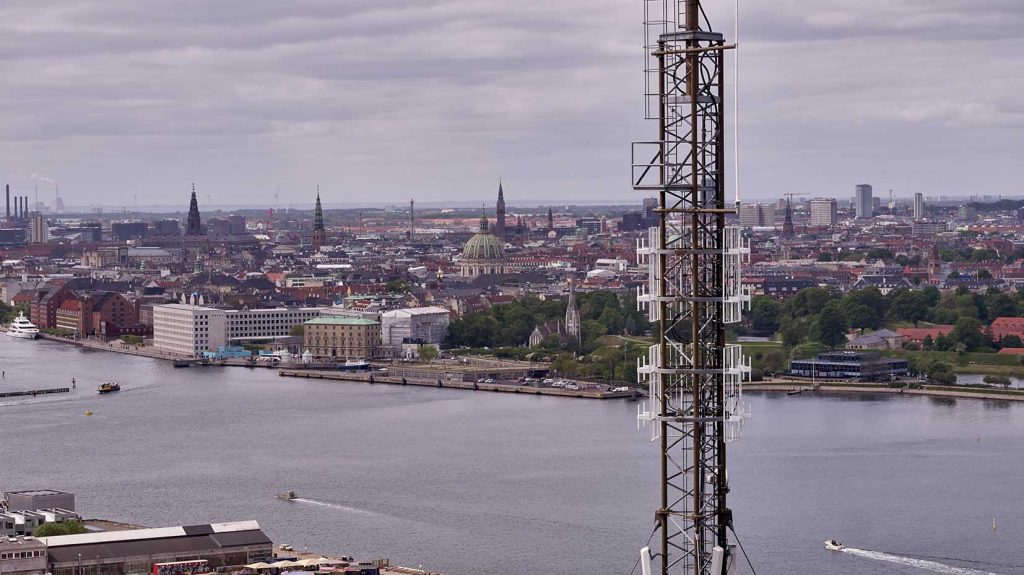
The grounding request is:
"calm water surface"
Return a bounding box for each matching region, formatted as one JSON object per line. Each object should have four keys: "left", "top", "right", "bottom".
{"left": 2, "top": 336, "right": 1023, "bottom": 575}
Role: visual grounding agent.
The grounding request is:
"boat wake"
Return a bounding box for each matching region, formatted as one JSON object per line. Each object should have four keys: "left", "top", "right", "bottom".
{"left": 291, "top": 497, "right": 384, "bottom": 518}
{"left": 843, "top": 548, "right": 1002, "bottom": 575}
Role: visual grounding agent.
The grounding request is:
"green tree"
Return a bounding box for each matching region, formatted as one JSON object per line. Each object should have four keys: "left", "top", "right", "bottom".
{"left": 949, "top": 317, "right": 987, "bottom": 352}
{"left": 785, "top": 288, "right": 833, "bottom": 319}
{"left": 35, "top": 520, "right": 87, "bottom": 537}
{"left": 889, "top": 291, "right": 930, "bottom": 325}
{"left": 779, "top": 317, "right": 808, "bottom": 348}
{"left": 418, "top": 345, "right": 439, "bottom": 361}
{"left": 977, "top": 268, "right": 993, "bottom": 279}
{"left": 816, "top": 252, "right": 833, "bottom": 262}
{"left": 866, "top": 248, "right": 894, "bottom": 261}
{"left": 814, "top": 304, "right": 849, "bottom": 349}
{"left": 749, "top": 296, "right": 782, "bottom": 334}
{"left": 984, "top": 292, "right": 1016, "bottom": 322}
{"left": 759, "top": 350, "right": 789, "bottom": 376}
{"left": 289, "top": 324, "right": 304, "bottom": 336}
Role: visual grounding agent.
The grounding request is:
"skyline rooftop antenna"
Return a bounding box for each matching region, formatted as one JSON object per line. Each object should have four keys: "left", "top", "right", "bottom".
{"left": 632, "top": 0, "right": 751, "bottom": 573}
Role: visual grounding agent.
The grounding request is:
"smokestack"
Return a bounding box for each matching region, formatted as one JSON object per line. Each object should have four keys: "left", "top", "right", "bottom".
{"left": 5, "top": 185, "right": 9, "bottom": 222}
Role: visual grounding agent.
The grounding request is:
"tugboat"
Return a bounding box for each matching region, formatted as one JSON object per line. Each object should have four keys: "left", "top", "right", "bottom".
{"left": 97, "top": 382, "right": 121, "bottom": 394}
{"left": 275, "top": 491, "right": 297, "bottom": 500}
{"left": 825, "top": 539, "right": 845, "bottom": 551}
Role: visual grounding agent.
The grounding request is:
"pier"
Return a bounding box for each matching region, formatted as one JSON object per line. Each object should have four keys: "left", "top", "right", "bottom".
{"left": 0, "top": 387, "right": 70, "bottom": 398}
{"left": 278, "top": 369, "right": 640, "bottom": 400}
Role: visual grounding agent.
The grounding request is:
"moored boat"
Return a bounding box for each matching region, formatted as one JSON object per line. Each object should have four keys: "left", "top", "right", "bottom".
{"left": 172, "top": 360, "right": 192, "bottom": 368}
{"left": 339, "top": 360, "right": 370, "bottom": 371}
{"left": 6, "top": 312, "right": 39, "bottom": 340}
{"left": 97, "top": 382, "right": 121, "bottom": 394}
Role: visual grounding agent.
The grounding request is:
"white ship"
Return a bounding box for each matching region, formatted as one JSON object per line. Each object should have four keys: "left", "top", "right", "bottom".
{"left": 6, "top": 312, "right": 39, "bottom": 339}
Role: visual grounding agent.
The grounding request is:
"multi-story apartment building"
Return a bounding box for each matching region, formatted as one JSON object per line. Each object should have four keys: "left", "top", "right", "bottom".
{"left": 808, "top": 198, "right": 837, "bottom": 227}
{"left": 153, "top": 304, "right": 227, "bottom": 357}
{"left": 913, "top": 192, "right": 924, "bottom": 219}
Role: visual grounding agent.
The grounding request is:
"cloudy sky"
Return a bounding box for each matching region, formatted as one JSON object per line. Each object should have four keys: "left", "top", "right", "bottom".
{"left": 0, "top": 0, "right": 1021, "bottom": 209}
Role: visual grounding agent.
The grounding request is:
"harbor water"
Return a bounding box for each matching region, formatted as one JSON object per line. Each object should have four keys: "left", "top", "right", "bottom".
{"left": 2, "top": 336, "right": 1023, "bottom": 575}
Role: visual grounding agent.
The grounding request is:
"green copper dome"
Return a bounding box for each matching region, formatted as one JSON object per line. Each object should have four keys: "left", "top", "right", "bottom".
{"left": 463, "top": 216, "right": 505, "bottom": 261}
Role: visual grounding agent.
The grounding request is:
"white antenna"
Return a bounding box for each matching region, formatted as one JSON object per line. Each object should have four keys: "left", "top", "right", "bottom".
{"left": 733, "top": 0, "right": 741, "bottom": 206}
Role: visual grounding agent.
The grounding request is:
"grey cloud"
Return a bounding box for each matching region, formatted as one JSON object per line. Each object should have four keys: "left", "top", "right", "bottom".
{"left": 0, "top": 0, "right": 1020, "bottom": 205}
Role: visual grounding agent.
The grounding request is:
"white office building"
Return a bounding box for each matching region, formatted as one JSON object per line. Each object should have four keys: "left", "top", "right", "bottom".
{"left": 855, "top": 184, "right": 873, "bottom": 219}
{"left": 225, "top": 307, "right": 321, "bottom": 342}
{"left": 808, "top": 198, "right": 837, "bottom": 227}
{"left": 738, "top": 203, "right": 776, "bottom": 228}
{"left": 153, "top": 304, "right": 227, "bottom": 357}
{"left": 913, "top": 192, "right": 924, "bottom": 220}
{"left": 381, "top": 306, "right": 451, "bottom": 346}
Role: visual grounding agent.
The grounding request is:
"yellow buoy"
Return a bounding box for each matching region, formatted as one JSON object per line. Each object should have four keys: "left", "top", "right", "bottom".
{"left": 84, "top": 410, "right": 93, "bottom": 416}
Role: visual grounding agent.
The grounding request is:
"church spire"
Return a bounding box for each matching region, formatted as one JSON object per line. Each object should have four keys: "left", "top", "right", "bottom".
{"left": 495, "top": 179, "right": 506, "bottom": 242}
{"left": 186, "top": 183, "right": 202, "bottom": 235}
{"left": 312, "top": 185, "right": 326, "bottom": 251}
{"left": 565, "top": 277, "right": 581, "bottom": 343}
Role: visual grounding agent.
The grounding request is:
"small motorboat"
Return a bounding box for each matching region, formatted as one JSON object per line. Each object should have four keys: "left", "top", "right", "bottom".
{"left": 97, "top": 382, "right": 121, "bottom": 394}
{"left": 787, "top": 388, "right": 803, "bottom": 396}
{"left": 825, "top": 539, "right": 844, "bottom": 551}
{"left": 276, "top": 491, "right": 297, "bottom": 500}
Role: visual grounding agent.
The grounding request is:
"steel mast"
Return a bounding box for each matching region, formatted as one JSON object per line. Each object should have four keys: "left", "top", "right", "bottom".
{"left": 634, "top": 0, "right": 750, "bottom": 574}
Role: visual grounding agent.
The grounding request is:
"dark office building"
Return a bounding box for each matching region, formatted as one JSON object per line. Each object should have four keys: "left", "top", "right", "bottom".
{"left": 111, "top": 222, "right": 149, "bottom": 241}
{"left": 153, "top": 219, "right": 181, "bottom": 236}
{"left": 789, "top": 351, "right": 908, "bottom": 381}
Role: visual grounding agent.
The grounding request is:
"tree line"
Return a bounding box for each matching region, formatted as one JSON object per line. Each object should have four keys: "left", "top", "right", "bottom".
{"left": 749, "top": 284, "right": 1024, "bottom": 352}
{"left": 445, "top": 291, "right": 648, "bottom": 353}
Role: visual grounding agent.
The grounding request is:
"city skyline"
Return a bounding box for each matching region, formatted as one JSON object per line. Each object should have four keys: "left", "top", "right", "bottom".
{"left": 1, "top": 1, "right": 1021, "bottom": 205}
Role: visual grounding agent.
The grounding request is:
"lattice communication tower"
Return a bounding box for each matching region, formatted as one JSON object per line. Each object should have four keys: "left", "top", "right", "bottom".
{"left": 633, "top": 0, "right": 751, "bottom": 574}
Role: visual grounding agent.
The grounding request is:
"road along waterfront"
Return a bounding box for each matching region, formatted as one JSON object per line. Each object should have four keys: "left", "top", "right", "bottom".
{"left": 3, "top": 336, "right": 1024, "bottom": 575}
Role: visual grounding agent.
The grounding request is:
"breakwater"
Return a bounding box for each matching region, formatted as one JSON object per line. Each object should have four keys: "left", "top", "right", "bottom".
{"left": 0, "top": 386, "right": 70, "bottom": 398}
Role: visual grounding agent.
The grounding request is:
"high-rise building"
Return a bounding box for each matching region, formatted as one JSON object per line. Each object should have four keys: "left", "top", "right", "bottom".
{"left": 855, "top": 184, "right": 873, "bottom": 219}
{"left": 494, "top": 182, "right": 506, "bottom": 241}
{"left": 185, "top": 185, "right": 202, "bottom": 235}
{"left": 808, "top": 198, "right": 837, "bottom": 227}
{"left": 29, "top": 213, "right": 48, "bottom": 243}
{"left": 913, "top": 192, "right": 924, "bottom": 220}
{"left": 738, "top": 203, "right": 775, "bottom": 228}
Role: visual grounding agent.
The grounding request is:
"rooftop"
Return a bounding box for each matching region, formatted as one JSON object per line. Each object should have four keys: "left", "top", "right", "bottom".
{"left": 304, "top": 317, "right": 380, "bottom": 326}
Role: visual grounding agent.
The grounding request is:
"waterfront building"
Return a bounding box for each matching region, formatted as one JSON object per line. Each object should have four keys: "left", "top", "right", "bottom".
{"left": 28, "top": 284, "right": 76, "bottom": 329}
{"left": 225, "top": 307, "right": 321, "bottom": 342}
{"left": 380, "top": 306, "right": 450, "bottom": 347}
{"left": 303, "top": 316, "right": 381, "bottom": 360}
{"left": 460, "top": 214, "right": 506, "bottom": 279}
{"left": 789, "top": 351, "right": 908, "bottom": 380}
{"left": 808, "top": 198, "right": 837, "bottom": 227}
{"left": 152, "top": 304, "right": 227, "bottom": 357}
{"left": 4, "top": 490, "right": 75, "bottom": 512}
{"left": 0, "top": 535, "right": 47, "bottom": 575}
{"left": 855, "top": 184, "right": 873, "bottom": 219}
{"left": 913, "top": 192, "right": 924, "bottom": 219}
{"left": 39, "top": 520, "right": 272, "bottom": 575}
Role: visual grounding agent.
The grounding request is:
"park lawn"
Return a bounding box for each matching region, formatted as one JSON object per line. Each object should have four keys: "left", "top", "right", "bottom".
{"left": 950, "top": 364, "right": 1024, "bottom": 378}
